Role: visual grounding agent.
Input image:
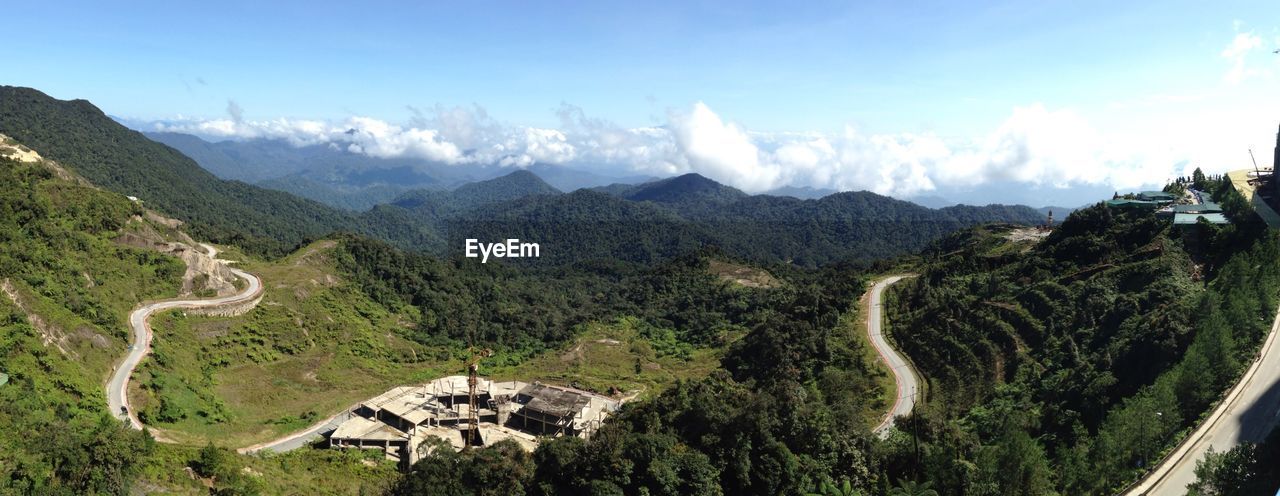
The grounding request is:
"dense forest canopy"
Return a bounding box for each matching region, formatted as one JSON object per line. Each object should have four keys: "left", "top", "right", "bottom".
{"left": 884, "top": 175, "right": 1280, "bottom": 494}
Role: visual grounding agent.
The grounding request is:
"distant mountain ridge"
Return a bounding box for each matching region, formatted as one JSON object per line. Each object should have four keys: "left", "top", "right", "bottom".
{"left": 764, "top": 185, "right": 838, "bottom": 199}
{"left": 0, "top": 86, "right": 356, "bottom": 256}
{"left": 6, "top": 86, "right": 1051, "bottom": 266}
{"left": 364, "top": 170, "right": 1049, "bottom": 265}
{"left": 144, "top": 131, "right": 655, "bottom": 210}
{"left": 390, "top": 169, "right": 560, "bottom": 213}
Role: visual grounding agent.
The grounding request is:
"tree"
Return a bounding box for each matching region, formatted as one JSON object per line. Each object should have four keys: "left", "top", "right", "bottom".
{"left": 807, "top": 479, "right": 862, "bottom": 496}
{"left": 889, "top": 479, "right": 939, "bottom": 496}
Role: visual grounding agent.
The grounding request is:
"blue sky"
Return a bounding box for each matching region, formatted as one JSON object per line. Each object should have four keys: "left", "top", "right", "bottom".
{"left": 7, "top": 1, "right": 1280, "bottom": 205}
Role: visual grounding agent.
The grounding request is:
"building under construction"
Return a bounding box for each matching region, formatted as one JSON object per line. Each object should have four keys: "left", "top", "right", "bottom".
{"left": 1224, "top": 123, "right": 1280, "bottom": 228}
{"left": 1252, "top": 123, "right": 1280, "bottom": 203}
{"left": 326, "top": 376, "right": 620, "bottom": 467}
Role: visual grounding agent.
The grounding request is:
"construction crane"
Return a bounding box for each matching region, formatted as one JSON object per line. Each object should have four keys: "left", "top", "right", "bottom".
{"left": 465, "top": 347, "right": 492, "bottom": 449}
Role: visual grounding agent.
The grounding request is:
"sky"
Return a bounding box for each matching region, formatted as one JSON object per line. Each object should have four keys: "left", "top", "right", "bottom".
{"left": 6, "top": 0, "right": 1280, "bottom": 206}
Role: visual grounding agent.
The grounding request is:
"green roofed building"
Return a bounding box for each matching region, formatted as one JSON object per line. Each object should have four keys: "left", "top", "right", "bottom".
{"left": 1105, "top": 199, "right": 1160, "bottom": 210}
{"left": 1173, "top": 213, "right": 1229, "bottom": 225}
{"left": 1138, "top": 191, "right": 1178, "bottom": 203}
{"left": 0, "top": 372, "right": 8, "bottom": 387}
{"left": 1172, "top": 202, "right": 1222, "bottom": 214}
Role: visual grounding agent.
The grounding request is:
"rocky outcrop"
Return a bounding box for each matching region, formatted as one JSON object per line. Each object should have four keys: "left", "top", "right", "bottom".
{"left": 115, "top": 218, "right": 238, "bottom": 297}
{"left": 174, "top": 244, "right": 238, "bottom": 297}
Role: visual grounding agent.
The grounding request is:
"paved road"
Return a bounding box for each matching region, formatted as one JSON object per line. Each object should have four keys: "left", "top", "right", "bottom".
{"left": 868, "top": 275, "right": 920, "bottom": 437}
{"left": 1127, "top": 304, "right": 1280, "bottom": 495}
{"left": 239, "top": 409, "right": 354, "bottom": 454}
{"left": 106, "top": 245, "right": 263, "bottom": 430}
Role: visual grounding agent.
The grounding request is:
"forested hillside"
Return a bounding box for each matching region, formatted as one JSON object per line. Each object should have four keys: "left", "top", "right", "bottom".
{"left": 0, "top": 155, "right": 181, "bottom": 494}
{"left": 401, "top": 178, "right": 1048, "bottom": 266}
{"left": 0, "top": 87, "right": 356, "bottom": 256}
{"left": 884, "top": 177, "right": 1280, "bottom": 494}
{"left": 0, "top": 87, "right": 1049, "bottom": 267}
{"left": 385, "top": 256, "right": 889, "bottom": 495}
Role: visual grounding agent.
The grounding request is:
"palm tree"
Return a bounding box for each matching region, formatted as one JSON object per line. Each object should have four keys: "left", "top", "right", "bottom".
{"left": 888, "top": 479, "right": 938, "bottom": 496}
{"left": 806, "top": 479, "right": 862, "bottom": 496}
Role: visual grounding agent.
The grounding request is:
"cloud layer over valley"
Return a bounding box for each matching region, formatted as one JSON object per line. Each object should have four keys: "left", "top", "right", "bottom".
{"left": 140, "top": 28, "right": 1279, "bottom": 204}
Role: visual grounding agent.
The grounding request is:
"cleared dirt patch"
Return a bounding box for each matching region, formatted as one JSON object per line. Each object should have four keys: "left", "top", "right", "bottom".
{"left": 708, "top": 260, "right": 781, "bottom": 288}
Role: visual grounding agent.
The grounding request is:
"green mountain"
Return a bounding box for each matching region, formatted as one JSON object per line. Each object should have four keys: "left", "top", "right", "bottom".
{"left": 0, "top": 87, "right": 356, "bottom": 256}
{"left": 624, "top": 173, "right": 749, "bottom": 204}
{"left": 3, "top": 87, "right": 1047, "bottom": 269}
{"left": 764, "top": 184, "right": 837, "bottom": 199}
{"left": 526, "top": 163, "right": 654, "bottom": 192}
{"left": 362, "top": 170, "right": 1050, "bottom": 266}
{"left": 144, "top": 132, "right": 653, "bottom": 209}
{"left": 445, "top": 169, "right": 561, "bottom": 208}
{"left": 143, "top": 132, "right": 266, "bottom": 181}
{"left": 885, "top": 179, "right": 1280, "bottom": 494}
{"left": 0, "top": 143, "right": 423, "bottom": 493}
{"left": 0, "top": 152, "right": 181, "bottom": 494}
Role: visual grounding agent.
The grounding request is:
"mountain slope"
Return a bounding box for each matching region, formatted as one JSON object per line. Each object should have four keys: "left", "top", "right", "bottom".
{"left": 424, "top": 186, "right": 1047, "bottom": 266}
{"left": 144, "top": 132, "right": 513, "bottom": 209}
{"left": 887, "top": 192, "right": 1280, "bottom": 494}
{"left": 449, "top": 169, "right": 561, "bottom": 208}
{"left": 0, "top": 151, "right": 186, "bottom": 493}
{"left": 144, "top": 131, "right": 266, "bottom": 181}
{"left": 527, "top": 163, "right": 653, "bottom": 192}
{"left": 387, "top": 169, "right": 562, "bottom": 214}
{"left": 625, "top": 173, "right": 748, "bottom": 204}
{"left": 0, "top": 87, "right": 355, "bottom": 256}
{"left": 764, "top": 185, "right": 837, "bottom": 199}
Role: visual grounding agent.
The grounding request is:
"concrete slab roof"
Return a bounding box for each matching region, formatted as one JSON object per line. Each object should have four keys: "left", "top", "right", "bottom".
{"left": 331, "top": 416, "right": 408, "bottom": 442}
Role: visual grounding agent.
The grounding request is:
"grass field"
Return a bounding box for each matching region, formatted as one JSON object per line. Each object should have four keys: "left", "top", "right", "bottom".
{"left": 131, "top": 241, "right": 455, "bottom": 446}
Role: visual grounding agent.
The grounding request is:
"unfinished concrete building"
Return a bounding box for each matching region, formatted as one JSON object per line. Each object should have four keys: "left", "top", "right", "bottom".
{"left": 326, "top": 376, "right": 621, "bottom": 465}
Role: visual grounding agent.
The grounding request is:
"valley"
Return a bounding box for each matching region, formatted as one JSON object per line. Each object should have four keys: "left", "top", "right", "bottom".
{"left": 2, "top": 85, "right": 1280, "bottom": 495}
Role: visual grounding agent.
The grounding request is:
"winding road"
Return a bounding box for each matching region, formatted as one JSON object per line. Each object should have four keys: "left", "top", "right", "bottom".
{"left": 867, "top": 275, "right": 920, "bottom": 437}
{"left": 106, "top": 244, "right": 263, "bottom": 430}
{"left": 238, "top": 409, "right": 354, "bottom": 454}
{"left": 1126, "top": 303, "right": 1280, "bottom": 495}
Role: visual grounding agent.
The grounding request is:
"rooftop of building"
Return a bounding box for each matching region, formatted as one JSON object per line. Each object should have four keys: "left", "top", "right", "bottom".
{"left": 1173, "top": 213, "right": 1230, "bottom": 225}
{"left": 330, "top": 416, "right": 408, "bottom": 442}
{"left": 1105, "top": 199, "right": 1160, "bottom": 208}
{"left": 519, "top": 383, "right": 593, "bottom": 417}
{"left": 1172, "top": 202, "right": 1223, "bottom": 213}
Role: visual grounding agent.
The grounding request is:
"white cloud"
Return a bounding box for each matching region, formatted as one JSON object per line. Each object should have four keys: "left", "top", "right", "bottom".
{"left": 1222, "top": 31, "right": 1263, "bottom": 84}
{"left": 497, "top": 128, "right": 577, "bottom": 167}
{"left": 145, "top": 100, "right": 1201, "bottom": 198}
{"left": 668, "top": 102, "right": 780, "bottom": 192}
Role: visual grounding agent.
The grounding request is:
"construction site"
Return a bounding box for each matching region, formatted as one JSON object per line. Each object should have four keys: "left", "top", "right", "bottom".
{"left": 325, "top": 374, "right": 621, "bottom": 466}
{"left": 1226, "top": 123, "right": 1280, "bottom": 228}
